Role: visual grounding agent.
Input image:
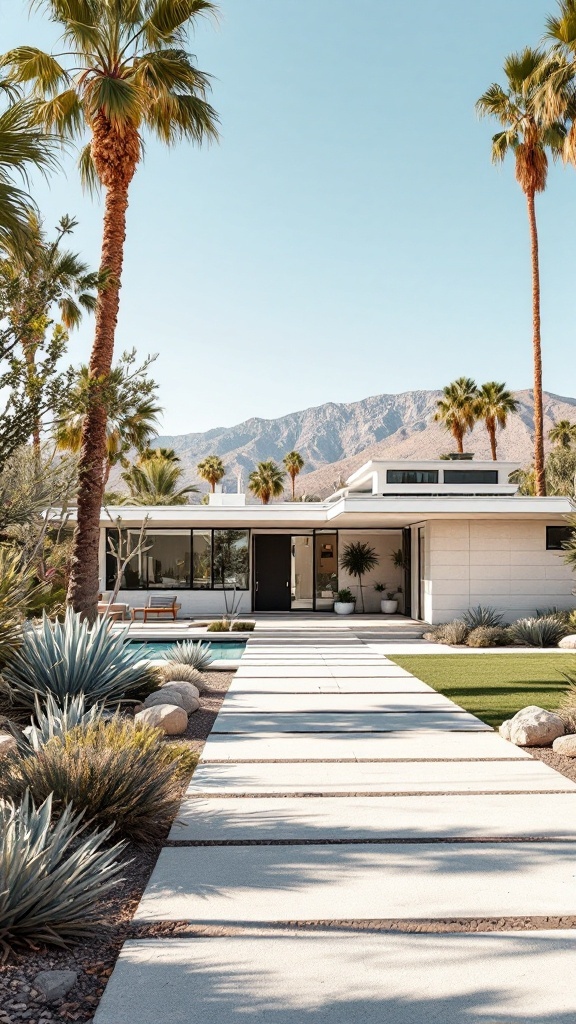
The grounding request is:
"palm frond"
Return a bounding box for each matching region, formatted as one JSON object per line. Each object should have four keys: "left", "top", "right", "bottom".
{"left": 0, "top": 47, "right": 68, "bottom": 96}
{"left": 77, "top": 142, "right": 99, "bottom": 194}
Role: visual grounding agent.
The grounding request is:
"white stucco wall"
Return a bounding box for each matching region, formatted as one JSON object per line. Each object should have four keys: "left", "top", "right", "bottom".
{"left": 425, "top": 520, "right": 575, "bottom": 624}
{"left": 102, "top": 589, "right": 252, "bottom": 618}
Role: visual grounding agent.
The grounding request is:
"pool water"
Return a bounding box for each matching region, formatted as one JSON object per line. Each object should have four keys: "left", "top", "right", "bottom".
{"left": 129, "top": 640, "right": 246, "bottom": 661}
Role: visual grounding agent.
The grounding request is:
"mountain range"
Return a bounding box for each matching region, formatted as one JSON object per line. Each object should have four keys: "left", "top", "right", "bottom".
{"left": 152, "top": 389, "right": 576, "bottom": 500}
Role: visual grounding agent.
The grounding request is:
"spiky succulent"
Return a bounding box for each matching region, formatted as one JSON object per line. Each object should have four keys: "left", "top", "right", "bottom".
{"left": 508, "top": 616, "right": 569, "bottom": 648}
{"left": 20, "top": 694, "right": 105, "bottom": 753}
{"left": 0, "top": 792, "right": 125, "bottom": 957}
{"left": 463, "top": 606, "right": 504, "bottom": 630}
{"left": 2, "top": 609, "right": 155, "bottom": 711}
{"left": 162, "top": 640, "right": 212, "bottom": 672}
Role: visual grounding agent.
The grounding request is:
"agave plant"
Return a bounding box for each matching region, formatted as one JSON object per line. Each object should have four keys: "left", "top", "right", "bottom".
{"left": 0, "top": 792, "right": 125, "bottom": 957}
{"left": 20, "top": 694, "right": 105, "bottom": 753}
{"left": 508, "top": 616, "right": 569, "bottom": 648}
{"left": 3, "top": 717, "right": 183, "bottom": 844}
{"left": 0, "top": 547, "right": 36, "bottom": 670}
{"left": 163, "top": 640, "right": 212, "bottom": 672}
{"left": 2, "top": 609, "right": 155, "bottom": 712}
{"left": 463, "top": 606, "right": 504, "bottom": 630}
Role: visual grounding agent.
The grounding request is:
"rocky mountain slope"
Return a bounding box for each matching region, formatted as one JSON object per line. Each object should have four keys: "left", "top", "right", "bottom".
{"left": 153, "top": 389, "right": 576, "bottom": 499}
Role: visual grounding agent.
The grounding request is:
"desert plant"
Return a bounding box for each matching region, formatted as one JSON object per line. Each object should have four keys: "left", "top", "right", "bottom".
{"left": 283, "top": 451, "right": 305, "bottom": 500}
{"left": 373, "top": 582, "right": 387, "bottom": 594}
{"left": 0, "top": 547, "right": 37, "bottom": 669}
{"left": 197, "top": 455, "right": 226, "bottom": 493}
{"left": 336, "top": 588, "right": 355, "bottom": 603}
{"left": 20, "top": 694, "right": 105, "bottom": 753}
{"left": 508, "top": 616, "right": 569, "bottom": 648}
{"left": 434, "top": 377, "right": 479, "bottom": 454}
{"left": 466, "top": 625, "right": 509, "bottom": 648}
{"left": 431, "top": 620, "right": 470, "bottom": 645}
{"left": 2, "top": 717, "right": 183, "bottom": 845}
{"left": 2, "top": 609, "right": 155, "bottom": 712}
{"left": 162, "top": 640, "right": 212, "bottom": 672}
{"left": 207, "top": 619, "right": 231, "bottom": 632}
{"left": 248, "top": 460, "right": 286, "bottom": 504}
{"left": 462, "top": 606, "right": 504, "bottom": 630}
{"left": 339, "top": 542, "right": 379, "bottom": 612}
{"left": 0, "top": 792, "right": 125, "bottom": 957}
{"left": 158, "top": 662, "right": 205, "bottom": 694}
{"left": 536, "top": 607, "right": 572, "bottom": 624}
{"left": 232, "top": 621, "right": 255, "bottom": 631}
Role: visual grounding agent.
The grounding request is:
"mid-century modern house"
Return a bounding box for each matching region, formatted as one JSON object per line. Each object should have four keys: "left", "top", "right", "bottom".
{"left": 98, "top": 458, "right": 576, "bottom": 624}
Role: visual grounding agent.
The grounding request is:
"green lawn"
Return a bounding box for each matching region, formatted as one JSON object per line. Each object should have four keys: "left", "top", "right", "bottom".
{"left": 390, "top": 654, "right": 576, "bottom": 728}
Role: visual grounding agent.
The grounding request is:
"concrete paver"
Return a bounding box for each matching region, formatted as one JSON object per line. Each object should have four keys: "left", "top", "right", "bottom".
{"left": 220, "top": 692, "right": 468, "bottom": 713}
{"left": 169, "top": 793, "right": 576, "bottom": 841}
{"left": 200, "top": 731, "right": 529, "bottom": 760}
{"left": 94, "top": 932, "right": 576, "bottom": 1024}
{"left": 212, "top": 710, "right": 491, "bottom": 733}
{"left": 135, "top": 842, "right": 576, "bottom": 922}
{"left": 228, "top": 676, "right": 434, "bottom": 693}
{"left": 187, "top": 758, "right": 576, "bottom": 794}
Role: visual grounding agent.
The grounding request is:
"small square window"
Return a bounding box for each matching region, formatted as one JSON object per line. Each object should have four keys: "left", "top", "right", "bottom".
{"left": 546, "top": 526, "right": 573, "bottom": 551}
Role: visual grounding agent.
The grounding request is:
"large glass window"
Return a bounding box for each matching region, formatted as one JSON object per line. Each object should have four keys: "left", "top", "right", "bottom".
{"left": 386, "top": 470, "right": 439, "bottom": 484}
{"left": 192, "top": 530, "right": 212, "bottom": 589}
{"left": 105, "top": 529, "right": 145, "bottom": 590}
{"left": 145, "top": 530, "right": 190, "bottom": 588}
{"left": 213, "top": 530, "right": 249, "bottom": 590}
{"left": 443, "top": 470, "right": 498, "bottom": 484}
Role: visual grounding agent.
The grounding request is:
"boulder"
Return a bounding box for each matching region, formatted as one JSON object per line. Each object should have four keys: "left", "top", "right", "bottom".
{"left": 559, "top": 635, "right": 576, "bottom": 649}
{"left": 33, "top": 971, "right": 78, "bottom": 1002}
{"left": 159, "top": 680, "right": 200, "bottom": 713}
{"left": 552, "top": 734, "right": 576, "bottom": 757}
{"left": 0, "top": 731, "right": 17, "bottom": 757}
{"left": 135, "top": 704, "right": 188, "bottom": 736}
{"left": 508, "top": 705, "right": 565, "bottom": 747}
{"left": 143, "top": 688, "right": 187, "bottom": 711}
{"left": 499, "top": 719, "right": 512, "bottom": 741}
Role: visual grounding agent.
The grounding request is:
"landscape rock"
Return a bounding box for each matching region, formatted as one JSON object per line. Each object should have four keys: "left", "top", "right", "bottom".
{"left": 552, "top": 734, "right": 576, "bottom": 756}
{"left": 143, "top": 688, "right": 187, "bottom": 711}
{"left": 135, "top": 704, "right": 188, "bottom": 735}
{"left": 499, "top": 719, "right": 512, "bottom": 741}
{"left": 33, "top": 971, "right": 78, "bottom": 1003}
{"left": 0, "top": 732, "right": 17, "bottom": 757}
{"left": 158, "top": 680, "right": 200, "bottom": 712}
{"left": 508, "top": 705, "right": 565, "bottom": 747}
{"left": 559, "top": 635, "right": 576, "bottom": 649}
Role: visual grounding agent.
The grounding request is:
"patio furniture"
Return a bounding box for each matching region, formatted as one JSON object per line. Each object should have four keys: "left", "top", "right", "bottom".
{"left": 97, "top": 601, "right": 130, "bottom": 622}
{"left": 131, "top": 595, "right": 181, "bottom": 622}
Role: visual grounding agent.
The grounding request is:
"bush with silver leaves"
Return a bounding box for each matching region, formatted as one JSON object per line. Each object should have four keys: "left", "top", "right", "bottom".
{"left": 463, "top": 606, "right": 504, "bottom": 630}
{"left": 162, "top": 640, "right": 212, "bottom": 672}
{"left": 508, "top": 616, "right": 569, "bottom": 648}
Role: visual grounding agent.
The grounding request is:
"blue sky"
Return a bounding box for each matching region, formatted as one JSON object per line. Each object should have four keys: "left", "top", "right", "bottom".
{"left": 3, "top": 0, "right": 576, "bottom": 434}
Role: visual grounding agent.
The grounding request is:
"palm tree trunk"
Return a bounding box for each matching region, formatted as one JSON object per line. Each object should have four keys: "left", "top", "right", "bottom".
{"left": 453, "top": 427, "right": 464, "bottom": 454}
{"left": 291, "top": 473, "right": 295, "bottom": 500}
{"left": 358, "top": 573, "right": 364, "bottom": 612}
{"left": 67, "top": 180, "right": 130, "bottom": 621}
{"left": 488, "top": 421, "right": 497, "bottom": 461}
{"left": 526, "top": 190, "right": 546, "bottom": 497}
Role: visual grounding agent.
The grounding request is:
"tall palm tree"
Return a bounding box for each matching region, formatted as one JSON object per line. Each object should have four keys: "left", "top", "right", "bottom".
{"left": 477, "top": 49, "right": 565, "bottom": 496}
{"left": 0, "top": 85, "right": 58, "bottom": 254}
{"left": 476, "top": 382, "right": 519, "bottom": 460}
{"left": 140, "top": 446, "right": 179, "bottom": 463}
{"left": 121, "top": 455, "right": 198, "bottom": 506}
{"left": 548, "top": 419, "right": 576, "bottom": 448}
{"left": 2, "top": 214, "right": 98, "bottom": 448}
{"left": 2, "top": 1, "right": 219, "bottom": 620}
{"left": 248, "top": 460, "right": 286, "bottom": 505}
{"left": 197, "top": 454, "right": 225, "bottom": 492}
{"left": 283, "top": 450, "right": 304, "bottom": 500}
{"left": 434, "top": 377, "right": 479, "bottom": 454}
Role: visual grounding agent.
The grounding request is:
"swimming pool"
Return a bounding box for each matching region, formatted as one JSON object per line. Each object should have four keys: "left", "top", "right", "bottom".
{"left": 128, "top": 640, "right": 246, "bottom": 661}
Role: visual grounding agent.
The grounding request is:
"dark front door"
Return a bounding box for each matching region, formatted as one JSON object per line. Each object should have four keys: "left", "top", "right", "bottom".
{"left": 254, "top": 535, "right": 291, "bottom": 611}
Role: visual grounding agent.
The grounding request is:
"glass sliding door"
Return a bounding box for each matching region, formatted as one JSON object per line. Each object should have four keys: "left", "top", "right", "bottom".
{"left": 291, "top": 535, "right": 313, "bottom": 609}
{"left": 315, "top": 531, "right": 338, "bottom": 609}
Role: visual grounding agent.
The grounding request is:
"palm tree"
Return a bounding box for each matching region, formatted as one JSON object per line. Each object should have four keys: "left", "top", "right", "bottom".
{"left": 283, "top": 450, "right": 305, "bottom": 500}
{"left": 477, "top": 49, "right": 565, "bottom": 496}
{"left": 2, "top": 214, "right": 99, "bottom": 448}
{"left": 434, "top": 377, "right": 479, "bottom": 454}
{"left": 121, "top": 455, "right": 198, "bottom": 506}
{"left": 548, "top": 419, "right": 576, "bottom": 448}
{"left": 0, "top": 85, "right": 58, "bottom": 254}
{"left": 2, "top": 2, "right": 219, "bottom": 620}
{"left": 197, "top": 455, "right": 225, "bottom": 492}
{"left": 339, "top": 542, "right": 379, "bottom": 613}
{"left": 248, "top": 460, "right": 286, "bottom": 504}
{"left": 476, "top": 382, "right": 519, "bottom": 460}
{"left": 509, "top": 465, "right": 536, "bottom": 495}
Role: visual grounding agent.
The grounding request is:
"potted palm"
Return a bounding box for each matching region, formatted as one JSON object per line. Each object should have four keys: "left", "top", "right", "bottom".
{"left": 339, "top": 542, "right": 379, "bottom": 613}
{"left": 334, "top": 589, "right": 356, "bottom": 615}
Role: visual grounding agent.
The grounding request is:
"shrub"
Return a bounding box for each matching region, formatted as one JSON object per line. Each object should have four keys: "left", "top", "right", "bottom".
{"left": 158, "top": 662, "right": 204, "bottom": 687}
{"left": 536, "top": 607, "right": 572, "bottom": 625}
{"left": 466, "top": 626, "right": 509, "bottom": 648}
{"left": 0, "top": 792, "right": 125, "bottom": 957}
{"left": 1, "top": 717, "right": 183, "bottom": 845}
{"left": 207, "top": 619, "right": 231, "bottom": 632}
{"left": 0, "top": 548, "right": 36, "bottom": 670}
{"left": 2, "top": 609, "right": 156, "bottom": 712}
{"left": 163, "top": 640, "right": 212, "bottom": 672}
{"left": 463, "top": 606, "right": 504, "bottom": 630}
{"left": 428, "top": 620, "right": 469, "bottom": 645}
{"left": 508, "top": 616, "right": 569, "bottom": 648}
{"left": 21, "top": 694, "right": 105, "bottom": 753}
{"left": 336, "top": 589, "right": 355, "bottom": 603}
{"left": 232, "top": 621, "right": 255, "bottom": 631}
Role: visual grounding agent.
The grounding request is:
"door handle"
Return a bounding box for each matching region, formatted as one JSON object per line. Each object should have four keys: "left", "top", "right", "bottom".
{"left": 286, "top": 581, "right": 289, "bottom": 587}
{"left": 255, "top": 581, "right": 258, "bottom": 591}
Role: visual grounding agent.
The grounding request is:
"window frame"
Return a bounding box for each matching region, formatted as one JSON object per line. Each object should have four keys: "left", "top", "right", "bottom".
{"left": 442, "top": 469, "right": 499, "bottom": 485}
{"left": 386, "top": 469, "right": 439, "bottom": 485}
{"left": 105, "top": 527, "right": 251, "bottom": 591}
{"left": 546, "top": 525, "right": 572, "bottom": 551}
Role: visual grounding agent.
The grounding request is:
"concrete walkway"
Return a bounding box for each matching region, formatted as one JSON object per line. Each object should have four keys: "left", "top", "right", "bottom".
{"left": 95, "top": 626, "right": 576, "bottom": 1023}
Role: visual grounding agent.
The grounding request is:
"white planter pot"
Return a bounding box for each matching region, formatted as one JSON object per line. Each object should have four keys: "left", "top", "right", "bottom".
{"left": 381, "top": 600, "right": 398, "bottom": 614}
{"left": 334, "top": 602, "right": 355, "bottom": 615}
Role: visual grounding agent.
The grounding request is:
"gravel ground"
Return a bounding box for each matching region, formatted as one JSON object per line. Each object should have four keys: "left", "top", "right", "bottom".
{"left": 526, "top": 745, "right": 576, "bottom": 783}
{"left": 0, "top": 671, "right": 234, "bottom": 1024}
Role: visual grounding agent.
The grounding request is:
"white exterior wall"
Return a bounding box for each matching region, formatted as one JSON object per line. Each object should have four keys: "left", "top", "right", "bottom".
{"left": 426, "top": 520, "right": 575, "bottom": 624}
{"left": 107, "top": 589, "right": 252, "bottom": 618}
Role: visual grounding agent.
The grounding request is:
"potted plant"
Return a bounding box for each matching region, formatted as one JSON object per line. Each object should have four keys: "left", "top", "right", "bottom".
{"left": 382, "top": 588, "right": 400, "bottom": 614}
{"left": 339, "top": 542, "right": 379, "bottom": 612}
{"left": 374, "top": 582, "right": 388, "bottom": 613}
{"left": 334, "top": 588, "right": 356, "bottom": 615}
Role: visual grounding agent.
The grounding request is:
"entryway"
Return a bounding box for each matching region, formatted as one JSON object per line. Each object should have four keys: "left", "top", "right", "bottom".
{"left": 253, "top": 533, "right": 339, "bottom": 612}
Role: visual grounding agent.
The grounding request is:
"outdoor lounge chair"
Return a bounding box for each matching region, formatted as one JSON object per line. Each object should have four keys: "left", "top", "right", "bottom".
{"left": 131, "top": 595, "right": 181, "bottom": 622}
